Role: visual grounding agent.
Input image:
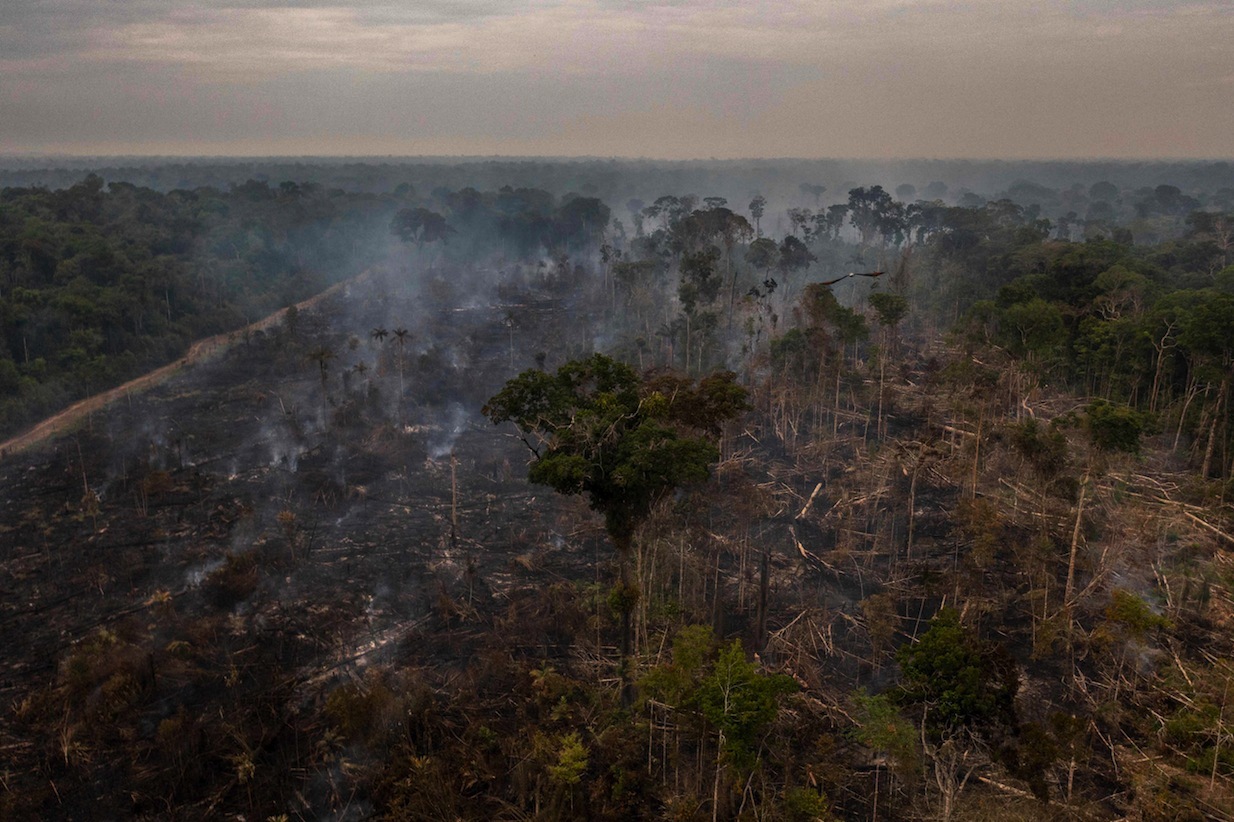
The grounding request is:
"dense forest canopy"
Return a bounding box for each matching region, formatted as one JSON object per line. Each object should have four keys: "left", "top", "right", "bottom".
{"left": 3, "top": 158, "right": 1234, "bottom": 820}
{"left": 3, "top": 157, "right": 1233, "bottom": 222}
{"left": 8, "top": 159, "right": 1221, "bottom": 440}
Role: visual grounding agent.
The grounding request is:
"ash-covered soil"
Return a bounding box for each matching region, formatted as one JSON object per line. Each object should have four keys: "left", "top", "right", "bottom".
{"left": 0, "top": 262, "right": 931, "bottom": 820}
{"left": 0, "top": 264, "right": 636, "bottom": 818}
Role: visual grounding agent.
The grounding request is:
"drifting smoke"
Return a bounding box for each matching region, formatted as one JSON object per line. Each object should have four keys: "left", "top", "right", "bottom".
{"left": 263, "top": 419, "right": 307, "bottom": 472}
{"left": 185, "top": 557, "right": 225, "bottom": 588}
{"left": 427, "top": 402, "right": 472, "bottom": 460}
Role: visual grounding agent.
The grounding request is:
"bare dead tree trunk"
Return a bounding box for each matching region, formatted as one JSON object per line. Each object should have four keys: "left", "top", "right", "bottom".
{"left": 1150, "top": 321, "right": 1177, "bottom": 413}
{"left": 1175, "top": 373, "right": 1205, "bottom": 452}
{"left": 615, "top": 532, "right": 638, "bottom": 708}
{"left": 755, "top": 542, "right": 770, "bottom": 654}
{"left": 1201, "top": 377, "right": 1228, "bottom": 479}
{"left": 925, "top": 728, "right": 982, "bottom": 822}
{"left": 1064, "top": 466, "right": 1091, "bottom": 616}
{"left": 877, "top": 349, "right": 887, "bottom": 441}
{"left": 970, "top": 407, "right": 983, "bottom": 500}
{"left": 833, "top": 364, "right": 842, "bottom": 438}
{"left": 450, "top": 453, "right": 459, "bottom": 549}
{"left": 906, "top": 449, "right": 927, "bottom": 563}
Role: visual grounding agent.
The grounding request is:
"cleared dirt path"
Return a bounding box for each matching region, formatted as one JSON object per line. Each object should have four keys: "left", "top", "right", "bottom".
{"left": 0, "top": 271, "right": 371, "bottom": 459}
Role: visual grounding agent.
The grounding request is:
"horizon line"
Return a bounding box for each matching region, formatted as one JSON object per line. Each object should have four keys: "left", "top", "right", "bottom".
{"left": 2, "top": 153, "right": 1233, "bottom": 165}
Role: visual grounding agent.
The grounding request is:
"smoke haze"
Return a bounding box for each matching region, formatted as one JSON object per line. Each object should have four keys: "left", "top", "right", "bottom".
{"left": 2, "top": 0, "right": 1231, "bottom": 159}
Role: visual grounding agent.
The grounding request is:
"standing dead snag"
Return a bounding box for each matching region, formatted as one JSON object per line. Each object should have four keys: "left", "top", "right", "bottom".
{"left": 483, "top": 354, "right": 748, "bottom": 699}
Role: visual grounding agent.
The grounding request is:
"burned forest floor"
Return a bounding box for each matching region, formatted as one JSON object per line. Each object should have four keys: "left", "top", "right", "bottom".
{"left": 3, "top": 261, "right": 1234, "bottom": 821}
{"left": 0, "top": 263, "right": 618, "bottom": 818}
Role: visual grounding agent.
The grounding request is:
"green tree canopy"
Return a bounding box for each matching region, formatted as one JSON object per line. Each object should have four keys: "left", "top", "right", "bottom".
{"left": 869, "top": 291, "right": 909, "bottom": 328}
{"left": 390, "top": 207, "right": 455, "bottom": 249}
{"left": 483, "top": 354, "right": 748, "bottom": 553}
{"left": 698, "top": 640, "right": 797, "bottom": 772}
{"left": 745, "top": 237, "right": 779, "bottom": 273}
{"left": 1085, "top": 399, "right": 1145, "bottom": 454}
{"left": 895, "top": 607, "right": 1018, "bottom": 738}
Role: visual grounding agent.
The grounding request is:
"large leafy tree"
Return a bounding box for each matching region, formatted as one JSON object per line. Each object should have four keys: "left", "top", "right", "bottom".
{"left": 484, "top": 355, "right": 747, "bottom": 693}
{"left": 551, "top": 195, "right": 611, "bottom": 253}
{"left": 698, "top": 640, "right": 797, "bottom": 772}
{"left": 390, "top": 207, "right": 455, "bottom": 250}
{"left": 847, "top": 185, "right": 897, "bottom": 246}
{"left": 896, "top": 608, "right": 1018, "bottom": 738}
{"left": 777, "top": 235, "right": 817, "bottom": 294}
{"left": 748, "top": 194, "right": 767, "bottom": 237}
{"left": 483, "top": 354, "right": 747, "bottom": 556}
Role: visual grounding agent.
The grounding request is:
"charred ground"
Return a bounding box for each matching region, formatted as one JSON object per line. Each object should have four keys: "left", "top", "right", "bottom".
{"left": 0, "top": 263, "right": 622, "bottom": 816}
{"left": 2, "top": 171, "right": 1234, "bottom": 821}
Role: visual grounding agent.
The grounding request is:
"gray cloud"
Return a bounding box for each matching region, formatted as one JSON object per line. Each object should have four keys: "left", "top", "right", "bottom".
{"left": 1, "top": 0, "right": 1231, "bottom": 158}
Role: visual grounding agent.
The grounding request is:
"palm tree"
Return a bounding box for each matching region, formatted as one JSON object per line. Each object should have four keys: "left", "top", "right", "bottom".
{"left": 393, "top": 328, "right": 411, "bottom": 421}
{"left": 308, "top": 347, "right": 336, "bottom": 413}
{"left": 370, "top": 327, "right": 390, "bottom": 382}
{"left": 309, "top": 346, "right": 335, "bottom": 385}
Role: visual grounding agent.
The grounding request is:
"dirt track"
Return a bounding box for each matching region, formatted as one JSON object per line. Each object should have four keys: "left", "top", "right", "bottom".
{"left": 0, "top": 271, "right": 370, "bottom": 459}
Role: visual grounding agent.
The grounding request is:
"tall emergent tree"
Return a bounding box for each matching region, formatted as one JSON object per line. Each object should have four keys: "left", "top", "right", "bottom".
{"left": 483, "top": 354, "right": 748, "bottom": 664}
{"left": 390, "top": 207, "right": 455, "bottom": 252}
{"left": 748, "top": 194, "right": 767, "bottom": 237}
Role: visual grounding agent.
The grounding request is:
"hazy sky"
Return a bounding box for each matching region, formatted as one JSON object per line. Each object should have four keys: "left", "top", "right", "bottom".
{"left": 2, "top": 0, "right": 1232, "bottom": 159}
